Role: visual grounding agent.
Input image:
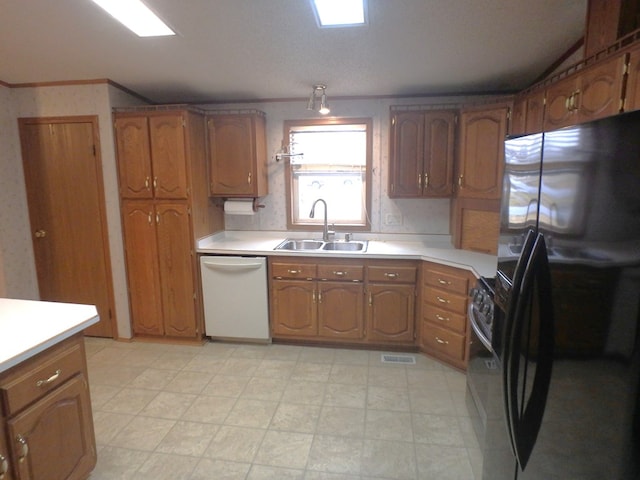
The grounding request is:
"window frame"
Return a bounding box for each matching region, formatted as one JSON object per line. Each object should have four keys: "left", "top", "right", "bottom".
{"left": 283, "top": 117, "right": 373, "bottom": 232}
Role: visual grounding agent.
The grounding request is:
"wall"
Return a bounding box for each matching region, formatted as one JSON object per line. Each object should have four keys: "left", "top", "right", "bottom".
{"left": 201, "top": 95, "right": 481, "bottom": 235}
{"left": 4, "top": 82, "right": 140, "bottom": 338}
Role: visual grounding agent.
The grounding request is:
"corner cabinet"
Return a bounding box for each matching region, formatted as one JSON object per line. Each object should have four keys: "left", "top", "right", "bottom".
{"left": 206, "top": 111, "right": 268, "bottom": 197}
{"left": 389, "top": 110, "right": 456, "bottom": 198}
{"left": 0, "top": 334, "right": 96, "bottom": 480}
{"left": 114, "top": 108, "right": 221, "bottom": 342}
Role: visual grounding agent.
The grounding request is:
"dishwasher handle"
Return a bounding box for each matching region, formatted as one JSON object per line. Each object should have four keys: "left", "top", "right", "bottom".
{"left": 202, "top": 259, "right": 264, "bottom": 271}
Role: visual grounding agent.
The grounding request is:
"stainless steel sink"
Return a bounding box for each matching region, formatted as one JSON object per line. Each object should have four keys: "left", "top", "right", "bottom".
{"left": 274, "top": 238, "right": 368, "bottom": 253}
{"left": 275, "top": 239, "right": 323, "bottom": 251}
{"left": 322, "top": 241, "right": 367, "bottom": 252}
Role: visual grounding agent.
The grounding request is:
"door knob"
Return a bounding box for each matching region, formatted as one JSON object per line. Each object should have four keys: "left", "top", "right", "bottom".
{"left": 34, "top": 229, "right": 47, "bottom": 238}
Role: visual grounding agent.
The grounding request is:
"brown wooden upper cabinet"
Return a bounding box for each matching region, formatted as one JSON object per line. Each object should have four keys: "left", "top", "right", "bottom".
{"left": 456, "top": 105, "right": 508, "bottom": 200}
{"left": 207, "top": 111, "right": 268, "bottom": 197}
{"left": 389, "top": 109, "right": 456, "bottom": 198}
{"left": 115, "top": 114, "right": 189, "bottom": 200}
{"left": 510, "top": 90, "right": 545, "bottom": 136}
{"left": 544, "top": 53, "right": 626, "bottom": 131}
{"left": 584, "top": 0, "right": 640, "bottom": 57}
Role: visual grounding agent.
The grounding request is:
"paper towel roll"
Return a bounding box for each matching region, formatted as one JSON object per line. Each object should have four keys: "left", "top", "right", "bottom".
{"left": 224, "top": 199, "right": 256, "bottom": 215}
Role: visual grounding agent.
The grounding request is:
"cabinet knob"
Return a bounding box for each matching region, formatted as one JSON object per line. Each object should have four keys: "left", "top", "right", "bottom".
{"left": 16, "top": 435, "right": 28, "bottom": 463}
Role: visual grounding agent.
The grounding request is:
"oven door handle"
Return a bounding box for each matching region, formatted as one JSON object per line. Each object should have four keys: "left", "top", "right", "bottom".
{"left": 468, "top": 304, "right": 493, "bottom": 352}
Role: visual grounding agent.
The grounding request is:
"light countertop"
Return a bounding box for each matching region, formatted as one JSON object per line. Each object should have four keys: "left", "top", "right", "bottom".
{"left": 0, "top": 298, "right": 99, "bottom": 373}
{"left": 197, "top": 231, "right": 498, "bottom": 278}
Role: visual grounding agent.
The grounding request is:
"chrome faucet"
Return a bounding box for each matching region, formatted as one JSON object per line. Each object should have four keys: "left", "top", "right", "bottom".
{"left": 309, "top": 198, "right": 333, "bottom": 242}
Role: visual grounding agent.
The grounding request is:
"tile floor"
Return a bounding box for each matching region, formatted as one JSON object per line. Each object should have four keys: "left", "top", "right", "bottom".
{"left": 85, "top": 337, "right": 482, "bottom": 480}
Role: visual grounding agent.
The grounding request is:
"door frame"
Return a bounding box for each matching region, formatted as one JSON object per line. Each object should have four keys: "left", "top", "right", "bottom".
{"left": 18, "top": 115, "right": 117, "bottom": 338}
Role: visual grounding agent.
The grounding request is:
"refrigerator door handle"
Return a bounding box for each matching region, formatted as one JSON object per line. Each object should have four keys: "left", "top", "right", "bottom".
{"left": 501, "top": 228, "right": 536, "bottom": 456}
{"left": 506, "top": 233, "right": 555, "bottom": 470}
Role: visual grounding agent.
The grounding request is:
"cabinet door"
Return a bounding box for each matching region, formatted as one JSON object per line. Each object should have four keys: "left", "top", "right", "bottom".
{"left": 625, "top": 47, "right": 640, "bottom": 111}
{"left": 318, "top": 282, "right": 364, "bottom": 340}
{"left": 271, "top": 280, "right": 317, "bottom": 337}
{"left": 389, "top": 112, "right": 424, "bottom": 197}
{"left": 423, "top": 111, "right": 455, "bottom": 196}
{"left": 510, "top": 96, "right": 527, "bottom": 136}
{"left": 8, "top": 375, "right": 96, "bottom": 480}
{"left": 544, "top": 76, "right": 579, "bottom": 131}
{"left": 0, "top": 421, "right": 14, "bottom": 480}
{"left": 208, "top": 115, "right": 257, "bottom": 196}
{"left": 114, "top": 116, "right": 153, "bottom": 199}
{"left": 457, "top": 106, "right": 507, "bottom": 200}
{"left": 149, "top": 114, "right": 189, "bottom": 199}
{"left": 366, "top": 284, "right": 415, "bottom": 343}
{"left": 122, "top": 201, "right": 164, "bottom": 336}
{"left": 525, "top": 90, "right": 546, "bottom": 134}
{"left": 577, "top": 54, "right": 625, "bottom": 122}
{"left": 156, "top": 203, "right": 197, "bottom": 338}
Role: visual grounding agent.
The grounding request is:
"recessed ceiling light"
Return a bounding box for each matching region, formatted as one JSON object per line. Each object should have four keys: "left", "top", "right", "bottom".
{"left": 312, "top": 0, "right": 367, "bottom": 28}
{"left": 91, "top": 0, "right": 175, "bottom": 37}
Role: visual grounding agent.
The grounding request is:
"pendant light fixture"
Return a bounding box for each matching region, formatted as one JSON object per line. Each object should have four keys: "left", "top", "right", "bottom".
{"left": 307, "top": 84, "right": 330, "bottom": 115}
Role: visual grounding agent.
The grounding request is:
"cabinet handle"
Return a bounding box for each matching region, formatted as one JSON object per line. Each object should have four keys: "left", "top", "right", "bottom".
{"left": 435, "top": 314, "right": 450, "bottom": 322}
{"left": 332, "top": 271, "right": 347, "bottom": 277}
{"left": 247, "top": 172, "right": 252, "bottom": 184}
{"left": 368, "top": 292, "right": 373, "bottom": 306}
{"left": 317, "top": 291, "right": 322, "bottom": 303}
{"left": 36, "top": 369, "right": 62, "bottom": 387}
{"left": 34, "top": 229, "right": 47, "bottom": 238}
{"left": 571, "top": 89, "right": 581, "bottom": 111}
{"left": 418, "top": 173, "right": 422, "bottom": 189}
{"left": 0, "top": 453, "right": 8, "bottom": 478}
{"left": 384, "top": 272, "right": 399, "bottom": 279}
{"left": 312, "top": 290, "right": 316, "bottom": 303}
{"left": 147, "top": 213, "right": 153, "bottom": 224}
{"left": 156, "top": 213, "right": 160, "bottom": 224}
{"left": 437, "top": 278, "right": 451, "bottom": 286}
{"left": 458, "top": 174, "right": 463, "bottom": 187}
{"left": 287, "top": 269, "right": 300, "bottom": 275}
{"left": 153, "top": 177, "right": 158, "bottom": 189}
{"left": 435, "top": 336, "right": 449, "bottom": 345}
{"left": 145, "top": 176, "right": 150, "bottom": 189}
{"left": 424, "top": 173, "right": 429, "bottom": 189}
{"left": 16, "top": 435, "right": 28, "bottom": 463}
{"left": 436, "top": 296, "right": 450, "bottom": 304}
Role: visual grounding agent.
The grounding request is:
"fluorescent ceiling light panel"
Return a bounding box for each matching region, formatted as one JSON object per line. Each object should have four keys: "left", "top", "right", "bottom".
{"left": 312, "top": 0, "right": 367, "bottom": 27}
{"left": 91, "top": 0, "right": 175, "bottom": 37}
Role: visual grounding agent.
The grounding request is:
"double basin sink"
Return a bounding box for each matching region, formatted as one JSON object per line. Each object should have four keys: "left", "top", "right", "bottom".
{"left": 275, "top": 238, "right": 368, "bottom": 253}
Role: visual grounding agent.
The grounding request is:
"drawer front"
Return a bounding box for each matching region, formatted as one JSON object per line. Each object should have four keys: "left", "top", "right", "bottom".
{"left": 318, "top": 264, "right": 364, "bottom": 282}
{"left": 423, "top": 303, "right": 466, "bottom": 334}
{"left": 1, "top": 341, "right": 84, "bottom": 415}
{"left": 271, "top": 262, "right": 316, "bottom": 279}
{"left": 422, "top": 322, "right": 466, "bottom": 361}
{"left": 423, "top": 287, "right": 467, "bottom": 314}
{"left": 367, "top": 265, "right": 417, "bottom": 283}
{"left": 424, "top": 268, "right": 469, "bottom": 295}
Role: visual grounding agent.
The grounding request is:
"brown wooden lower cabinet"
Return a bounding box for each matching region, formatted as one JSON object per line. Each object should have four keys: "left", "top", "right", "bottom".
{"left": 0, "top": 334, "right": 96, "bottom": 480}
{"left": 419, "top": 262, "right": 475, "bottom": 369}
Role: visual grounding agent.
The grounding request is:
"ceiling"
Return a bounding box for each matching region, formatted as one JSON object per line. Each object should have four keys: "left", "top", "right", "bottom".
{"left": 0, "top": 0, "right": 587, "bottom": 104}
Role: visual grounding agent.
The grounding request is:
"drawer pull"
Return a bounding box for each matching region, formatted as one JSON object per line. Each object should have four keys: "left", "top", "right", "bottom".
{"left": 437, "top": 278, "right": 451, "bottom": 286}
{"left": 36, "top": 369, "right": 62, "bottom": 387}
{"left": 384, "top": 272, "right": 399, "bottom": 279}
{"left": 435, "top": 336, "right": 449, "bottom": 345}
{"left": 0, "top": 453, "right": 7, "bottom": 478}
{"left": 287, "top": 269, "right": 300, "bottom": 274}
{"left": 436, "top": 296, "right": 450, "bottom": 304}
{"left": 435, "top": 314, "right": 450, "bottom": 322}
{"left": 16, "top": 435, "right": 28, "bottom": 463}
{"left": 332, "top": 271, "right": 347, "bottom": 277}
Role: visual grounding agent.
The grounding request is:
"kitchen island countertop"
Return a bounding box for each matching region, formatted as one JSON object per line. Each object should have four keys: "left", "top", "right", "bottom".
{"left": 197, "top": 230, "right": 497, "bottom": 278}
{"left": 0, "top": 298, "right": 99, "bottom": 373}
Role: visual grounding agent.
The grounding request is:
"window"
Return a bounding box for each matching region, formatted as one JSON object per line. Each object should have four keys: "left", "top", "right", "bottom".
{"left": 284, "top": 118, "right": 372, "bottom": 231}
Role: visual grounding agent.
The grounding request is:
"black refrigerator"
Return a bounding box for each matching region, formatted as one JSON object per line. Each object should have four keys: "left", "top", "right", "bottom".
{"left": 484, "top": 110, "right": 640, "bottom": 479}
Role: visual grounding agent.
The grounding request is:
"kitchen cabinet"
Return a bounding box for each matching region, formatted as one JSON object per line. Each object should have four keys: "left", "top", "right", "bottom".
{"left": 365, "top": 261, "right": 417, "bottom": 345}
{"left": 420, "top": 262, "right": 474, "bottom": 369}
{"left": 584, "top": 0, "right": 640, "bottom": 58}
{"left": 207, "top": 111, "right": 268, "bottom": 197}
{"left": 456, "top": 104, "right": 508, "bottom": 200}
{"left": 450, "top": 197, "right": 500, "bottom": 255}
{"left": 388, "top": 109, "right": 456, "bottom": 197}
{"left": 544, "top": 53, "right": 626, "bottom": 130}
{"left": 624, "top": 45, "right": 640, "bottom": 111}
{"left": 115, "top": 108, "right": 220, "bottom": 342}
{"left": 510, "top": 91, "right": 545, "bottom": 136}
{"left": 0, "top": 334, "right": 95, "bottom": 480}
{"left": 269, "top": 258, "right": 365, "bottom": 341}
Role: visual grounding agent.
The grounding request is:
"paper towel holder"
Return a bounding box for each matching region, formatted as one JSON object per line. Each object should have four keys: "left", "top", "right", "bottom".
{"left": 222, "top": 198, "right": 265, "bottom": 212}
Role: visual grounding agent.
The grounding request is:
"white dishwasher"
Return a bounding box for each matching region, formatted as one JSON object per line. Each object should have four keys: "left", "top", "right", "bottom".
{"left": 200, "top": 256, "right": 270, "bottom": 342}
